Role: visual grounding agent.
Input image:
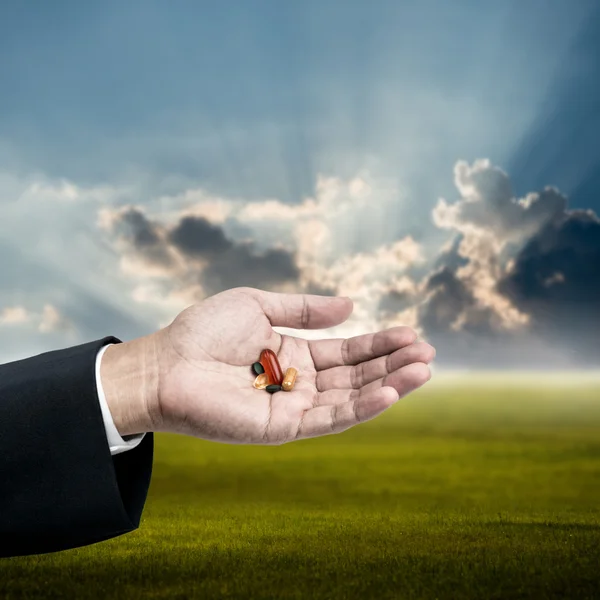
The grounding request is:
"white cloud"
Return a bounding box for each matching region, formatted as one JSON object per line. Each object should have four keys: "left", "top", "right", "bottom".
{"left": 428, "top": 159, "right": 569, "bottom": 331}
{"left": 38, "top": 304, "right": 74, "bottom": 333}
{"left": 95, "top": 171, "right": 423, "bottom": 340}
{"left": 2, "top": 157, "right": 595, "bottom": 368}
{"left": 0, "top": 303, "right": 75, "bottom": 336}
{"left": 0, "top": 306, "right": 31, "bottom": 325}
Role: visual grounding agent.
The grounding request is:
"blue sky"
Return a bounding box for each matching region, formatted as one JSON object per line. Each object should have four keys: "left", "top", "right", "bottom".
{"left": 2, "top": 0, "right": 598, "bottom": 206}
{"left": 0, "top": 0, "right": 599, "bottom": 366}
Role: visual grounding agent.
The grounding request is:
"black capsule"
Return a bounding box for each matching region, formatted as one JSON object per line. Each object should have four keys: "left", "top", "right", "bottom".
{"left": 265, "top": 384, "right": 282, "bottom": 394}
{"left": 252, "top": 362, "right": 265, "bottom": 375}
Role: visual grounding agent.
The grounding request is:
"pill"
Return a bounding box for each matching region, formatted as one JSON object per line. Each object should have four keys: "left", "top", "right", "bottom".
{"left": 252, "top": 362, "right": 265, "bottom": 375}
{"left": 265, "top": 384, "right": 282, "bottom": 394}
{"left": 259, "top": 349, "right": 284, "bottom": 385}
{"left": 253, "top": 373, "right": 270, "bottom": 389}
{"left": 281, "top": 367, "right": 297, "bottom": 391}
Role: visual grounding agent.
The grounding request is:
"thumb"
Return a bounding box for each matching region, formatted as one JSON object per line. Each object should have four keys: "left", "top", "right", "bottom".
{"left": 242, "top": 288, "right": 354, "bottom": 329}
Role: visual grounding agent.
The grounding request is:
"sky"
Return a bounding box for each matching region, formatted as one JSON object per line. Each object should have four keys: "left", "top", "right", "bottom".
{"left": 0, "top": 0, "right": 599, "bottom": 368}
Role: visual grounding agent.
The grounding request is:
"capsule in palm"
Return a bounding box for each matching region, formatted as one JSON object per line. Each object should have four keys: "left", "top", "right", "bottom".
{"left": 252, "top": 362, "right": 265, "bottom": 375}
{"left": 281, "top": 367, "right": 297, "bottom": 391}
{"left": 259, "top": 349, "right": 284, "bottom": 386}
{"left": 265, "top": 384, "right": 282, "bottom": 394}
{"left": 253, "top": 373, "right": 270, "bottom": 389}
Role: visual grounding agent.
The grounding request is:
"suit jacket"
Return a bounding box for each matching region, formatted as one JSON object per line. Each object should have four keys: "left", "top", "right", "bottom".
{"left": 0, "top": 336, "right": 154, "bottom": 558}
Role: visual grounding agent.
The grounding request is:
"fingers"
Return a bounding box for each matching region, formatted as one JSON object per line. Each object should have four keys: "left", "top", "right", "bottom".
{"left": 295, "top": 386, "right": 398, "bottom": 439}
{"left": 308, "top": 326, "right": 418, "bottom": 371}
{"left": 358, "top": 361, "right": 431, "bottom": 398}
{"left": 242, "top": 288, "right": 354, "bottom": 329}
{"left": 295, "top": 363, "right": 430, "bottom": 440}
{"left": 316, "top": 341, "right": 435, "bottom": 391}
{"left": 291, "top": 362, "right": 431, "bottom": 441}
{"left": 314, "top": 362, "right": 432, "bottom": 407}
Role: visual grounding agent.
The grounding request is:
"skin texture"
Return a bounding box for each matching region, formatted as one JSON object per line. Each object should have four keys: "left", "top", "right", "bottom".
{"left": 102, "top": 287, "right": 435, "bottom": 445}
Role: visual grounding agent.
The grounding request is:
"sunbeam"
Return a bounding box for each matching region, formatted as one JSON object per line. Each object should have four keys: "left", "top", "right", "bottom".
{"left": 0, "top": 0, "right": 599, "bottom": 368}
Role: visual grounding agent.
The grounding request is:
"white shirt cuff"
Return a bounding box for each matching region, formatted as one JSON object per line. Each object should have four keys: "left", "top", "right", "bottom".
{"left": 95, "top": 343, "right": 146, "bottom": 456}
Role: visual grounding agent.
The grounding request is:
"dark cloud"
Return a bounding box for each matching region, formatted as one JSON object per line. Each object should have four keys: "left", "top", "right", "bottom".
{"left": 118, "top": 207, "right": 162, "bottom": 247}
{"left": 168, "top": 216, "right": 231, "bottom": 256}
{"left": 201, "top": 245, "right": 299, "bottom": 293}
{"left": 431, "top": 234, "right": 468, "bottom": 272}
{"left": 416, "top": 159, "right": 600, "bottom": 367}
{"left": 420, "top": 268, "right": 485, "bottom": 334}
{"left": 109, "top": 209, "right": 299, "bottom": 297}
{"left": 414, "top": 267, "right": 540, "bottom": 368}
{"left": 166, "top": 215, "right": 300, "bottom": 293}
{"left": 114, "top": 207, "right": 174, "bottom": 268}
{"left": 102, "top": 159, "right": 600, "bottom": 369}
{"left": 378, "top": 289, "right": 416, "bottom": 317}
{"left": 498, "top": 209, "right": 600, "bottom": 365}
{"left": 435, "top": 160, "right": 568, "bottom": 242}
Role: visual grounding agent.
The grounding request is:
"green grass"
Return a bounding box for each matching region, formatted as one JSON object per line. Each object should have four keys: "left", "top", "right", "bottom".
{"left": 3, "top": 375, "right": 600, "bottom": 599}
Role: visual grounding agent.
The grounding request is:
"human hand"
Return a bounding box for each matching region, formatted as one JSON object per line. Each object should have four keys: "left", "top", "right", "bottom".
{"left": 103, "top": 287, "right": 435, "bottom": 445}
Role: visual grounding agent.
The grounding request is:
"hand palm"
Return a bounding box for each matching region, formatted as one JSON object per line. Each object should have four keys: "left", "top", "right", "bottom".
{"left": 155, "top": 287, "right": 434, "bottom": 445}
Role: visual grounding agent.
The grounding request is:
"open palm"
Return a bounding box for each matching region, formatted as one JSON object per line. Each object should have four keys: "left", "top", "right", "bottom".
{"left": 153, "top": 287, "right": 435, "bottom": 445}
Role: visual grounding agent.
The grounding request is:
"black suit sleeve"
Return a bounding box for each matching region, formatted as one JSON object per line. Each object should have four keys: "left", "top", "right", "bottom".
{"left": 0, "top": 336, "right": 154, "bottom": 558}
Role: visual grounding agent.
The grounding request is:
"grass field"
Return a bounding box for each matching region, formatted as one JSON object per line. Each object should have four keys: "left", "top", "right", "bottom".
{"left": 2, "top": 374, "right": 600, "bottom": 599}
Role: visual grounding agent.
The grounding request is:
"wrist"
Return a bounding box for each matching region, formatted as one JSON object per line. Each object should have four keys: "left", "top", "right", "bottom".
{"left": 100, "top": 332, "right": 162, "bottom": 436}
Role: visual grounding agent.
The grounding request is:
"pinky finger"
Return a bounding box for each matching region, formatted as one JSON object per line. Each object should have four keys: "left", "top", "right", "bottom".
{"left": 295, "top": 386, "right": 400, "bottom": 440}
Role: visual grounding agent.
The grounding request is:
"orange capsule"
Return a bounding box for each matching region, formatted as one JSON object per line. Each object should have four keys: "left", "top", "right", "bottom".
{"left": 259, "top": 349, "right": 284, "bottom": 386}
{"left": 282, "top": 367, "right": 297, "bottom": 391}
{"left": 253, "top": 373, "right": 269, "bottom": 390}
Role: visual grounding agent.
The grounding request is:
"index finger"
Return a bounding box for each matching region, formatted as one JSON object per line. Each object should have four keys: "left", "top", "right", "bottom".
{"left": 307, "top": 326, "right": 418, "bottom": 371}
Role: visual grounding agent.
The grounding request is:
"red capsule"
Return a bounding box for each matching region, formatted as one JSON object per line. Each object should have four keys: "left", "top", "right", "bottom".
{"left": 259, "top": 349, "right": 284, "bottom": 386}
